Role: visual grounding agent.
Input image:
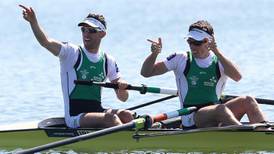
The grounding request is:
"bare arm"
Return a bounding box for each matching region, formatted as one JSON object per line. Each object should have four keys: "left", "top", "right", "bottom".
{"left": 209, "top": 37, "right": 242, "bottom": 82}
{"left": 140, "top": 38, "right": 168, "bottom": 77}
{"left": 19, "top": 5, "right": 62, "bottom": 56}
{"left": 111, "top": 78, "right": 129, "bottom": 102}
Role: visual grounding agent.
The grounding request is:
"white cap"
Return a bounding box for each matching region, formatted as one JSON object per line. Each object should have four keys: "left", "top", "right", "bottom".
{"left": 78, "top": 17, "right": 106, "bottom": 32}
{"left": 185, "top": 28, "right": 212, "bottom": 41}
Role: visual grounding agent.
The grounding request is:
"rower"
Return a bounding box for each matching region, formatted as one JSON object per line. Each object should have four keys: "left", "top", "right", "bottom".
{"left": 140, "top": 20, "right": 269, "bottom": 129}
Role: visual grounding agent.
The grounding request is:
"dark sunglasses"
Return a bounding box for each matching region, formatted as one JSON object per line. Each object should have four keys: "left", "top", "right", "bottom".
{"left": 187, "top": 39, "right": 205, "bottom": 46}
{"left": 81, "top": 27, "right": 99, "bottom": 33}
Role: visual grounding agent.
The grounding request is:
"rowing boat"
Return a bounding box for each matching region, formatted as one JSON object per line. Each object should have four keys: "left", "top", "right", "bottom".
{"left": 1, "top": 117, "right": 273, "bottom": 153}
{"left": 1, "top": 82, "right": 274, "bottom": 153}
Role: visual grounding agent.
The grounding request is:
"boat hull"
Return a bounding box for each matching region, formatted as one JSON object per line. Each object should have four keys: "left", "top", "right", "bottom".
{"left": 1, "top": 128, "right": 274, "bottom": 153}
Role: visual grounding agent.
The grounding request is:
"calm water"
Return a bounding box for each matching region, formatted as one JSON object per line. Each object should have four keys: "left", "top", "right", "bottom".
{"left": 1, "top": 0, "right": 274, "bottom": 153}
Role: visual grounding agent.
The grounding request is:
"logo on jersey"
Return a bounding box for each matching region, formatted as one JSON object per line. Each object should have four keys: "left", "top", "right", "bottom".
{"left": 199, "top": 71, "right": 207, "bottom": 75}
{"left": 93, "top": 73, "right": 105, "bottom": 82}
{"left": 204, "top": 76, "right": 217, "bottom": 87}
{"left": 166, "top": 53, "right": 176, "bottom": 61}
{"left": 189, "top": 75, "right": 199, "bottom": 86}
{"left": 89, "top": 66, "right": 96, "bottom": 69}
{"left": 80, "top": 69, "right": 89, "bottom": 79}
{"left": 115, "top": 63, "right": 119, "bottom": 73}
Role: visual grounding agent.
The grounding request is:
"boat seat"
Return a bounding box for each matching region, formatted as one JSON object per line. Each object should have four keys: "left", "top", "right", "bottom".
{"left": 38, "top": 117, "right": 67, "bottom": 128}
{"left": 160, "top": 116, "right": 181, "bottom": 128}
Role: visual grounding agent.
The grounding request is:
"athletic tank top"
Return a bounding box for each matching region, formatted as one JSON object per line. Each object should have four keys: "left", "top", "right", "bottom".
{"left": 69, "top": 47, "right": 107, "bottom": 102}
{"left": 183, "top": 51, "right": 221, "bottom": 107}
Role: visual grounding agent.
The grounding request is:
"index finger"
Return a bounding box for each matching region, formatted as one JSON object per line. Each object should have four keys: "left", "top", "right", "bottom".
{"left": 18, "top": 4, "right": 28, "bottom": 11}
{"left": 147, "top": 39, "right": 157, "bottom": 44}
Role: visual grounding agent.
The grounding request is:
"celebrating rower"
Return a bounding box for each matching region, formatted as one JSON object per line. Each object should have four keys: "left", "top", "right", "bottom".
{"left": 141, "top": 20, "right": 269, "bottom": 129}
{"left": 19, "top": 5, "right": 134, "bottom": 128}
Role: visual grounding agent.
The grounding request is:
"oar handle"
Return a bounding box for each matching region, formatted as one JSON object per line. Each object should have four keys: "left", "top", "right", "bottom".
{"left": 74, "top": 80, "right": 178, "bottom": 95}
{"left": 74, "top": 80, "right": 119, "bottom": 88}
{"left": 74, "top": 80, "right": 145, "bottom": 93}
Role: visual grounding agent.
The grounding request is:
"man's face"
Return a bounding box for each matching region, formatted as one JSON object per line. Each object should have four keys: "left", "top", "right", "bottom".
{"left": 81, "top": 25, "right": 104, "bottom": 48}
{"left": 187, "top": 38, "right": 209, "bottom": 59}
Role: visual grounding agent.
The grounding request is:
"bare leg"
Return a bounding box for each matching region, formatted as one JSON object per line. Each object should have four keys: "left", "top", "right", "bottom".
{"left": 79, "top": 110, "right": 123, "bottom": 128}
{"left": 194, "top": 104, "right": 241, "bottom": 128}
{"left": 225, "top": 96, "right": 266, "bottom": 124}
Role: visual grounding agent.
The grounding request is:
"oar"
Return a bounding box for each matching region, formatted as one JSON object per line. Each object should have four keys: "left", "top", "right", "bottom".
{"left": 126, "top": 94, "right": 274, "bottom": 111}
{"left": 74, "top": 80, "right": 178, "bottom": 95}
{"left": 222, "top": 95, "right": 274, "bottom": 105}
{"left": 126, "top": 95, "right": 177, "bottom": 110}
{"left": 17, "top": 107, "right": 197, "bottom": 154}
{"left": 75, "top": 80, "right": 274, "bottom": 105}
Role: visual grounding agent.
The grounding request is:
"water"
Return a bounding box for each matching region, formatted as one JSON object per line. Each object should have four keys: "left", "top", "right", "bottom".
{"left": 1, "top": 0, "right": 274, "bottom": 153}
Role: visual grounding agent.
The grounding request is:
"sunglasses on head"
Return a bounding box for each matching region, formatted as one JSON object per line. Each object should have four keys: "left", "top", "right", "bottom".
{"left": 81, "top": 27, "right": 99, "bottom": 33}
{"left": 187, "top": 39, "right": 205, "bottom": 46}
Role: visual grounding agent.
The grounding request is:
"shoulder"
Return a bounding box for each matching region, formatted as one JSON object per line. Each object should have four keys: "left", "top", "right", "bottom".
{"left": 165, "top": 52, "right": 188, "bottom": 62}
{"left": 104, "top": 52, "right": 121, "bottom": 80}
{"left": 59, "top": 42, "right": 80, "bottom": 63}
{"left": 166, "top": 53, "right": 177, "bottom": 61}
{"left": 61, "top": 42, "right": 78, "bottom": 51}
{"left": 104, "top": 52, "right": 116, "bottom": 63}
{"left": 103, "top": 52, "right": 119, "bottom": 70}
{"left": 164, "top": 51, "right": 188, "bottom": 71}
{"left": 59, "top": 42, "right": 79, "bottom": 56}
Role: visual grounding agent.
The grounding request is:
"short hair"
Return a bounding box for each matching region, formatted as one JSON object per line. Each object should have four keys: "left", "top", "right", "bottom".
{"left": 86, "top": 13, "right": 107, "bottom": 29}
{"left": 189, "top": 20, "right": 214, "bottom": 36}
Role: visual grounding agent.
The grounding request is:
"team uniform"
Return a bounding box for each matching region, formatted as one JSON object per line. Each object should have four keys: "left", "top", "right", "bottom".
{"left": 164, "top": 51, "right": 228, "bottom": 127}
{"left": 58, "top": 42, "right": 120, "bottom": 128}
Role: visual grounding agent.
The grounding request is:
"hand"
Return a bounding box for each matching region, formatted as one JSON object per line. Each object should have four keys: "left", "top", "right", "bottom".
{"left": 147, "top": 37, "right": 162, "bottom": 54}
{"left": 117, "top": 80, "right": 128, "bottom": 90}
{"left": 208, "top": 35, "right": 218, "bottom": 53}
{"left": 116, "top": 80, "right": 129, "bottom": 102}
{"left": 19, "top": 4, "right": 37, "bottom": 23}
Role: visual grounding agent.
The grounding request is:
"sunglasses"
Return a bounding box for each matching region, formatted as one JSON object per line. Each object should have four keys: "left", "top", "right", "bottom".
{"left": 81, "top": 27, "right": 99, "bottom": 33}
{"left": 187, "top": 39, "right": 205, "bottom": 46}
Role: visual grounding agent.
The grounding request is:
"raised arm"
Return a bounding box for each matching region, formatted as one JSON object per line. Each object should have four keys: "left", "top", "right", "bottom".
{"left": 209, "top": 36, "right": 242, "bottom": 82}
{"left": 141, "top": 38, "right": 168, "bottom": 77}
{"left": 19, "top": 5, "right": 62, "bottom": 56}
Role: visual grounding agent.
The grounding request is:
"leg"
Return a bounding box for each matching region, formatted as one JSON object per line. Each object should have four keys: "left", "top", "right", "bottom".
{"left": 79, "top": 110, "right": 123, "bottom": 128}
{"left": 112, "top": 109, "right": 135, "bottom": 123}
{"left": 194, "top": 104, "right": 241, "bottom": 128}
{"left": 225, "top": 96, "right": 266, "bottom": 124}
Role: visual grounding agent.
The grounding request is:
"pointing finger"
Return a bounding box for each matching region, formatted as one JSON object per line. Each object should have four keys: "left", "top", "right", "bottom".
{"left": 19, "top": 4, "right": 28, "bottom": 10}
{"left": 147, "top": 39, "right": 157, "bottom": 44}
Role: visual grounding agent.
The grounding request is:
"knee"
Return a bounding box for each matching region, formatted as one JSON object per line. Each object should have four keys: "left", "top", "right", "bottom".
{"left": 117, "top": 110, "right": 134, "bottom": 123}
{"left": 242, "top": 95, "right": 259, "bottom": 107}
{"left": 104, "top": 112, "right": 121, "bottom": 127}
{"left": 215, "top": 104, "right": 230, "bottom": 116}
{"left": 118, "top": 110, "right": 133, "bottom": 117}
